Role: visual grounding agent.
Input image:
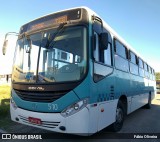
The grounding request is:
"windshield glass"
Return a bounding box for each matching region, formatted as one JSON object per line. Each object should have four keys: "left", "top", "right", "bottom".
{"left": 12, "top": 26, "right": 87, "bottom": 83}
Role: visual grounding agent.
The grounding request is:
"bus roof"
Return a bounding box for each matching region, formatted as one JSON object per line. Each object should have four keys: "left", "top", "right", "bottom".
{"left": 83, "top": 7, "right": 153, "bottom": 69}
{"left": 21, "top": 6, "right": 154, "bottom": 69}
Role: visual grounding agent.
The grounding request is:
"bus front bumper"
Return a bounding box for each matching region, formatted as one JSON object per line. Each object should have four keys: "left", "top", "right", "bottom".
{"left": 10, "top": 103, "right": 90, "bottom": 135}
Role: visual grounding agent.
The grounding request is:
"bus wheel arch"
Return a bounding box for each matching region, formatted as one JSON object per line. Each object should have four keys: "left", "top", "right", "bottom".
{"left": 145, "top": 91, "right": 152, "bottom": 109}
{"left": 119, "top": 95, "right": 128, "bottom": 116}
{"left": 110, "top": 95, "right": 127, "bottom": 132}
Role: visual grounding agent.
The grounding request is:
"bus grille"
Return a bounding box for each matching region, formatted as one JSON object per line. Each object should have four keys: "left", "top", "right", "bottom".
{"left": 19, "top": 115, "right": 60, "bottom": 129}
{"left": 14, "top": 89, "right": 70, "bottom": 103}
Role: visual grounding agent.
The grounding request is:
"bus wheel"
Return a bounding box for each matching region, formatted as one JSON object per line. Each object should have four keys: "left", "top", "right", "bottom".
{"left": 110, "top": 100, "right": 124, "bottom": 132}
{"left": 145, "top": 94, "right": 151, "bottom": 109}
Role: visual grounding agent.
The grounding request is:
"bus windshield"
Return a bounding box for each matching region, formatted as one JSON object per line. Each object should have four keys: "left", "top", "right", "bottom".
{"left": 12, "top": 26, "right": 87, "bottom": 83}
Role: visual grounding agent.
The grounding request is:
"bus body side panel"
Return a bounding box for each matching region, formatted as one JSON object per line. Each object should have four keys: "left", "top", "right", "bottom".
{"left": 88, "top": 102, "right": 99, "bottom": 134}
{"left": 65, "top": 106, "right": 89, "bottom": 134}
{"left": 87, "top": 100, "right": 118, "bottom": 134}
{"left": 130, "top": 93, "right": 148, "bottom": 113}
{"left": 97, "top": 100, "right": 118, "bottom": 131}
{"left": 127, "top": 72, "right": 155, "bottom": 114}
{"left": 87, "top": 68, "right": 117, "bottom": 133}
{"left": 129, "top": 74, "right": 145, "bottom": 113}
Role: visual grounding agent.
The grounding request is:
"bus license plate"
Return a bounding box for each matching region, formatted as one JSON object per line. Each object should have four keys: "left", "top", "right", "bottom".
{"left": 28, "top": 117, "right": 42, "bottom": 125}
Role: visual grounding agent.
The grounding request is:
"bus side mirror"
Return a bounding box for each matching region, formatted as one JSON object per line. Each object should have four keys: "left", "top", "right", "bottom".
{"left": 100, "top": 33, "right": 108, "bottom": 50}
{"left": 2, "top": 32, "right": 19, "bottom": 55}
{"left": 2, "top": 40, "right": 8, "bottom": 55}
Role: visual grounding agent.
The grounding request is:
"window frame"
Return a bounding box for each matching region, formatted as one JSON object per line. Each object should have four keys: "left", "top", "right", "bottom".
{"left": 92, "top": 20, "right": 113, "bottom": 67}
{"left": 114, "top": 38, "right": 129, "bottom": 72}
{"left": 139, "top": 58, "right": 144, "bottom": 69}
{"left": 129, "top": 51, "right": 139, "bottom": 65}
{"left": 114, "top": 38, "right": 129, "bottom": 60}
{"left": 92, "top": 18, "right": 114, "bottom": 82}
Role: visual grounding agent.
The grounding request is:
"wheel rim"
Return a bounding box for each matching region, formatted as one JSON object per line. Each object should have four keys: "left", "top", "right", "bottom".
{"left": 116, "top": 107, "right": 123, "bottom": 123}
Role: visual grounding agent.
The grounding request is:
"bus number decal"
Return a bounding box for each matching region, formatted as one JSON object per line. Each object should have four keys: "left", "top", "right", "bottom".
{"left": 48, "top": 104, "right": 58, "bottom": 111}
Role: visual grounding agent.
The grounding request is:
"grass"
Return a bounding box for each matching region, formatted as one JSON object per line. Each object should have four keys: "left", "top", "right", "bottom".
{"left": 0, "top": 85, "right": 10, "bottom": 115}
{"left": 0, "top": 85, "right": 12, "bottom": 129}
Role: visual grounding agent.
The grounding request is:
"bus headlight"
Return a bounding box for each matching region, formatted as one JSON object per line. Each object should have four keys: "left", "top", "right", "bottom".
{"left": 11, "top": 97, "right": 18, "bottom": 110}
{"left": 61, "top": 98, "right": 88, "bottom": 117}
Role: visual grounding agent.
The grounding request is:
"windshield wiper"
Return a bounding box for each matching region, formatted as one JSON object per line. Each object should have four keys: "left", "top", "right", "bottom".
{"left": 46, "top": 22, "right": 67, "bottom": 48}
{"left": 35, "top": 22, "right": 67, "bottom": 83}
{"left": 24, "top": 36, "right": 32, "bottom": 71}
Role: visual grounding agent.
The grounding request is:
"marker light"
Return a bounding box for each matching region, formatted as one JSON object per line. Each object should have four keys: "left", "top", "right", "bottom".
{"left": 61, "top": 98, "right": 88, "bottom": 117}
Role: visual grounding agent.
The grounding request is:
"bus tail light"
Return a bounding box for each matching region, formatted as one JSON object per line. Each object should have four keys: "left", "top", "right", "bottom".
{"left": 61, "top": 98, "right": 88, "bottom": 117}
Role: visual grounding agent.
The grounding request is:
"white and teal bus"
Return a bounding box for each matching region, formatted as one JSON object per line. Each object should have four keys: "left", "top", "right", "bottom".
{"left": 3, "top": 7, "right": 156, "bottom": 135}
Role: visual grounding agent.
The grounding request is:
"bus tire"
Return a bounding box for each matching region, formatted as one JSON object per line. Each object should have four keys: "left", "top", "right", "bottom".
{"left": 145, "top": 94, "right": 151, "bottom": 109}
{"left": 110, "top": 100, "right": 125, "bottom": 132}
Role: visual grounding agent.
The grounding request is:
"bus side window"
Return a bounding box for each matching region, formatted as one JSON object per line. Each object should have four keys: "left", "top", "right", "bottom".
{"left": 93, "top": 19, "right": 112, "bottom": 66}
{"left": 114, "top": 39, "right": 129, "bottom": 72}
{"left": 93, "top": 32, "right": 112, "bottom": 66}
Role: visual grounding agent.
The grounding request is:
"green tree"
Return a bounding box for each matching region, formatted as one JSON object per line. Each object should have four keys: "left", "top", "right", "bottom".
{"left": 156, "top": 72, "right": 160, "bottom": 80}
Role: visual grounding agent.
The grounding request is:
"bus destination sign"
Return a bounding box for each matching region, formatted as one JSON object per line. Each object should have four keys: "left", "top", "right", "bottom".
{"left": 20, "top": 8, "right": 82, "bottom": 34}
{"left": 30, "top": 16, "right": 68, "bottom": 31}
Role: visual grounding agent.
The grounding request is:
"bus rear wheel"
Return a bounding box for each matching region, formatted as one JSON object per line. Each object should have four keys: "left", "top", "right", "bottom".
{"left": 110, "top": 100, "right": 124, "bottom": 132}
{"left": 145, "top": 94, "right": 151, "bottom": 109}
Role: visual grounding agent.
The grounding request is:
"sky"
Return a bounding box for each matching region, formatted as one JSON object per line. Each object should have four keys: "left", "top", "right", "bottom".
{"left": 0, "top": 0, "right": 160, "bottom": 74}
